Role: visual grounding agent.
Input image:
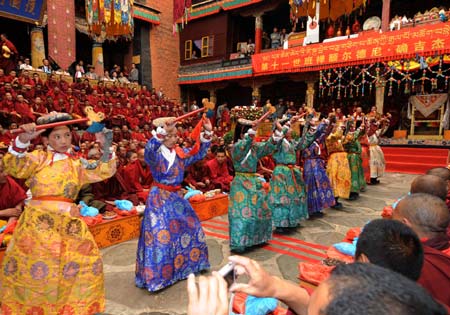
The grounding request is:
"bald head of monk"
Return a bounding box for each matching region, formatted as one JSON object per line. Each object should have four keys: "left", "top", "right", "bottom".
{"left": 426, "top": 167, "right": 450, "bottom": 190}
{"left": 426, "top": 167, "right": 450, "bottom": 180}
{"left": 393, "top": 193, "right": 450, "bottom": 239}
{"left": 410, "top": 175, "right": 447, "bottom": 201}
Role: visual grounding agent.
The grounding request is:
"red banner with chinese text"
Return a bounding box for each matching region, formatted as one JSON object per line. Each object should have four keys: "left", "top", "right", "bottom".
{"left": 252, "top": 22, "right": 450, "bottom": 76}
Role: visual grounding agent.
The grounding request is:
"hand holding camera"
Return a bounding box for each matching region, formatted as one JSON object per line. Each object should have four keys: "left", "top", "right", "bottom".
{"left": 187, "top": 272, "right": 228, "bottom": 315}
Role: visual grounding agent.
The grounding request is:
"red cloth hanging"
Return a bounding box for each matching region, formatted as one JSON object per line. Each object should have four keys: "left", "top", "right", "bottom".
{"left": 173, "top": 0, "right": 192, "bottom": 24}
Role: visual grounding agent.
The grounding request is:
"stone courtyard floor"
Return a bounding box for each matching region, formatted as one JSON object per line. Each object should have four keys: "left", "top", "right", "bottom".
{"left": 102, "top": 173, "right": 414, "bottom": 315}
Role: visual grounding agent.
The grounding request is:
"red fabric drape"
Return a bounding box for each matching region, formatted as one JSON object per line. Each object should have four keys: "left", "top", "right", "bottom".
{"left": 173, "top": 0, "right": 192, "bottom": 24}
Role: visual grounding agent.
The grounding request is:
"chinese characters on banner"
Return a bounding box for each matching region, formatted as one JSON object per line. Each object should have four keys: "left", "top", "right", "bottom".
{"left": 0, "top": 0, "right": 45, "bottom": 24}
{"left": 252, "top": 22, "right": 450, "bottom": 76}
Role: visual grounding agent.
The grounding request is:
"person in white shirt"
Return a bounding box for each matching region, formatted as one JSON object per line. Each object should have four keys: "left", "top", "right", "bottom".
{"left": 19, "top": 58, "right": 33, "bottom": 70}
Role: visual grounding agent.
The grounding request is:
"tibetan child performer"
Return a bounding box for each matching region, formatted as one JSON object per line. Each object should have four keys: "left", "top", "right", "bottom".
{"left": 302, "top": 115, "right": 336, "bottom": 216}
{"left": 343, "top": 118, "right": 366, "bottom": 200}
{"left": 0, "top": 112, "right": 117, "bottom": 315}
{"left": 367, "top": 117, "right": 386, "bottom": 184}
{"left": 135, "top": 116, "right": 213, "bottom": 292}
{"left": 228, "top": 115, "right": 282, "bottom": 253}
{"left": 358, "top": 118, "right": 371, "bottom": 185}
{"left": 325, "top": 120, "right": 352, "bottom": 208}
{"left": 268, "top": 117, "right": 308, "bottom": 233}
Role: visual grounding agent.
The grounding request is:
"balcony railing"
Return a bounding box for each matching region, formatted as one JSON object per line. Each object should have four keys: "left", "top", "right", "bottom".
{"left": 180, "top": 55, "right": 251, "bottom": 73}
{"left": 222, "top": 56, "right": 251, "bottom": 67}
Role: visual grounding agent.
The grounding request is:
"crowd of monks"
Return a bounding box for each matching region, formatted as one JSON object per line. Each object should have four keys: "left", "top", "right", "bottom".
{"left": 0, "top": 69, "right": 236, "bottom": 217}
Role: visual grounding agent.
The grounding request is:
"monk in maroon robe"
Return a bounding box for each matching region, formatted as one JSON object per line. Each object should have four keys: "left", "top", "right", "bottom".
{"left": 81, "top": 130, "right": 96, "bottom": 145}
{"left": 0, "top": 34, "right": 18, "bottom": 74}
{"left": 87, "top": 148, "right": 129, "bottom": 203}
{"left": 1, "top": 92, "right": 14, "bottom": 112}
{"left": 13, "top": 95, "right": 35, "bottom": 123}
{"left": 394, "top": 194, "right": 450, "bottom": 308}
{"left": 0, "top": 159, "right": 26, "bottom": 221}
{"left": 184, "top": 160, "right": 214, "bottom": 192}
{"left": 0, "top": 123, "right": 13, "bottom": 147}
{"left": 206, "top": 147, "right": 233, "bottom": 192}
{"left": 122, "top": 148, "right": 153, "bottom": 203}
{"left": 131, "top": 128, "right": 147, "bottom": 142}
{"left": 418, "top": 245, "right": 450, "bottom": 308}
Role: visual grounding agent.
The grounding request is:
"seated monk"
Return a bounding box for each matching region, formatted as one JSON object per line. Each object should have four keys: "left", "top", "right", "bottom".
{"left": 382, "top": 171, "right": 449, "bottom": 216}
{"left": 257, "top": 155, "right": 275, "bottom": 182}
{"left": 411, "top": 174, "right": 450, "bottom": 237}
{"left": 0, "top": 159, "right": 26, "bottom": 222}
{"left": 355, "top": 219, "right": 424, "bottom": 282}
{"left": 184, "top": 159, "right": 214, "bottom": 192}
{"left": 76, "top": 184, "right": 107, "bottom": 213}
{"left": 393, "top": 194, "right": 450, "bottom": 308}
{"left": 122, "top": 148, "right": 153, "bottom": 204}
{"left": 81, "top": 130, "right": 97, "bottom": 146}
{"left": 206, "top": 146, "right": 233, "bottom": 192}
{"left": 426, "top": 167, "right": 450, "bottom": 212}
{"left": 131, "top": 129, "right": 147, "bottom": 142}
{"left": 0, "top": 123, "right": 13, "bottom": 147}
{"left": 87, "top": 148, "right": 129, "bottom": 203}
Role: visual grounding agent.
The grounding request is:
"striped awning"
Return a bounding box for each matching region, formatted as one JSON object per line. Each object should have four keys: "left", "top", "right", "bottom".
{"left": 179, "top": 0, "right": 264, "bottom": 22}
{"left": 133, "top": 5, "right": 160, "bottom": 25}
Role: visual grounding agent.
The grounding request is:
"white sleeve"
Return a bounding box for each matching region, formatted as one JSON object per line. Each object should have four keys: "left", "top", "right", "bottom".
{"left": 151, "top": 126, "right": 167, "bottom": 142}
{"left": 8, "top": 137, "right": 30, "bottom": 157}
{"left": 200, "top": 130, "right": 213, "bottom": 143}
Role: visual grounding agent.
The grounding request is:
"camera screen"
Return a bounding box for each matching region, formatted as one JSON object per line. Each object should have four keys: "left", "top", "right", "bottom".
{"left": 223, "top": 268, "right": 235, "bottom": 287}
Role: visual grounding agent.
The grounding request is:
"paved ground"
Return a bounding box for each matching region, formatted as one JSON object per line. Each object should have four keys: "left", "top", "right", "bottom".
{"left": 102, "top": 173, "right": 414, "bottom": 315}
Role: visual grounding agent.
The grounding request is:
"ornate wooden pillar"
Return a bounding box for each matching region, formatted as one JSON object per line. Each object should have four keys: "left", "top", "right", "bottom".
{"left": 375, "top": 79, "right": 386, "bottom": 114}
{"left": 30, "top": 27, "right": 46, "bottom": 69}
{"left": 306, "top": 81, "right": 316, "bottom": 108}
{"left": 92, "top": 41, "right": 105, "bottom": 78}
{"left": 255, "top": 14, "right": 263, "bottom": 54}
{"left": 252, "top": 84, "right": 262, "bottom": 103}
{"left": 209, "top": 89, "right": 217, "bottom": 104}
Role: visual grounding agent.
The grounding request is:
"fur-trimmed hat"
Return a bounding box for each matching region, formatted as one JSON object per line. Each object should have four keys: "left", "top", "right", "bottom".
{"left": 36, "top": 112, "right": 73, "bottom": 125}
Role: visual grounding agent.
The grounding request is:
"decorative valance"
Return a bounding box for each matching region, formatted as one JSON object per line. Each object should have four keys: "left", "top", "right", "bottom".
{"left": 133, "top": 5, "right": 160, "bottom": 25}
{"left": 409, "top": 94, "right": 448, "bottom": 118}
{"left": 175, "top": 0, "right": 263, "bottom": 24}
{"left": 85, "top": 0, "right": 134, "bottom": 40}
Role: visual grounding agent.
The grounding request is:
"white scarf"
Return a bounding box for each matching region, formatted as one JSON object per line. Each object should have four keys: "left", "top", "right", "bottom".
{"left": 160, "top": 145, "right": 176, "bottom": 171}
